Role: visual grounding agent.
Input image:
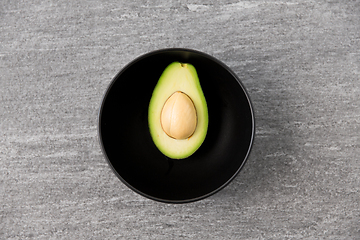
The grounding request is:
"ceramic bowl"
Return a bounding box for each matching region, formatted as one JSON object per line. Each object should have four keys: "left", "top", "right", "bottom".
{"left": 98, "top": 48, "right": 255, "bottom": 203}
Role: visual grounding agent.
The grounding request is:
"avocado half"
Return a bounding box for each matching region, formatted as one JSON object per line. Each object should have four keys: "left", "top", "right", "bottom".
{"left": 148, "top": 62, "right": 208, "bottom": 159}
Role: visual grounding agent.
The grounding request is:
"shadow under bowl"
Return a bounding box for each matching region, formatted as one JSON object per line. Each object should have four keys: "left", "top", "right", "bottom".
{"left": 98, "top": 48, "right": 255, "bottom": 203}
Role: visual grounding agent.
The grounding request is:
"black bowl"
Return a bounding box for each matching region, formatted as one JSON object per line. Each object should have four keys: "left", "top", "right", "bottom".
{"left": 98, "top": 48, "right": 255, "bottom": 203}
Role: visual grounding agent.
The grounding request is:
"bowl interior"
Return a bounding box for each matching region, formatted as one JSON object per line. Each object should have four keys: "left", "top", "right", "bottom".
{"left": 99, "top": 49, "right": 254, "bottom": 203}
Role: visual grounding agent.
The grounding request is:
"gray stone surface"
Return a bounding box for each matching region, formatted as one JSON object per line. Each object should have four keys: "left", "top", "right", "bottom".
{"left": 1, "top": 0, "right": 359, "bottom": 239}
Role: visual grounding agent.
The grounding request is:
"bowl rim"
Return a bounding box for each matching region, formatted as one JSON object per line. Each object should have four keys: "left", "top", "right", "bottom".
{"left": 98, "top": 48, "right": 256, "bottom": 203}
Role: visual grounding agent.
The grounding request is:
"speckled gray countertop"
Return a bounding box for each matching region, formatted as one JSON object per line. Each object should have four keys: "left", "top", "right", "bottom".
{"left": 1, "top": 0, "right": 359, "bottom": 239}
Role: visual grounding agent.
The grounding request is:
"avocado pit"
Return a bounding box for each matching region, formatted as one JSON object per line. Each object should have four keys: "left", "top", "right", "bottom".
{"left": 160, "top": 91, "right": 197, "bottom": 140}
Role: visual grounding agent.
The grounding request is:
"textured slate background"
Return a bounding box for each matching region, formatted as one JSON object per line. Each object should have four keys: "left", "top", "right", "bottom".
{"left": 1, "top": 0, "right": 360, "bottom": 239}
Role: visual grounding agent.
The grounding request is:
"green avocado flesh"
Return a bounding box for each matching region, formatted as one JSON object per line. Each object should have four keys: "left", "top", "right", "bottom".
{"left": 148, "top": 62, "right": 208, "bottom": 159}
